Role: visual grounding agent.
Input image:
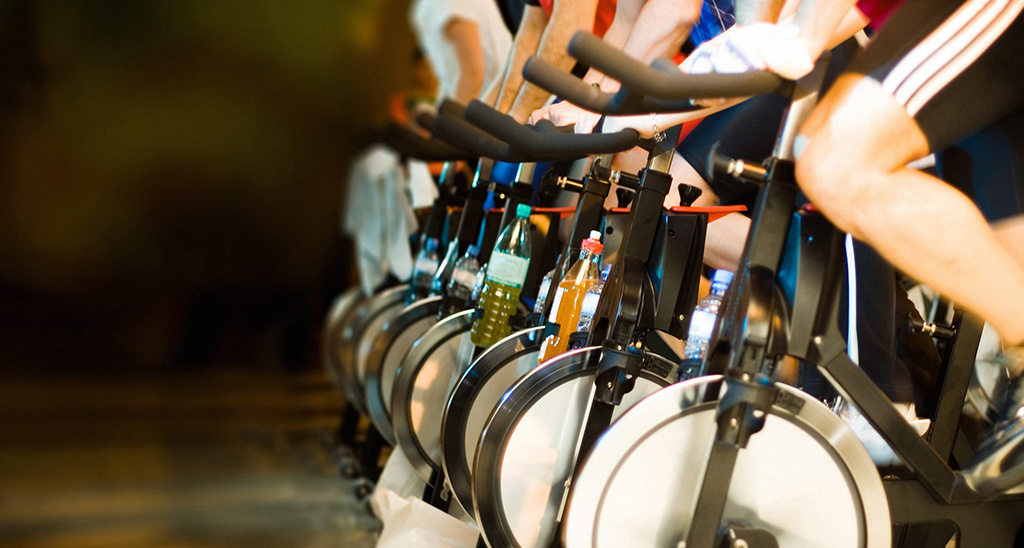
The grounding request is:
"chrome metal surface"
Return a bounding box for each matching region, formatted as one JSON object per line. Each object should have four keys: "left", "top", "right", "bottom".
{"left": 474, "top": 347, "right": 676, "bottom": 548}
{"left": 564, "top": 376, "right": 891, "bottom": 548}
{"left": 346, "top": 286, "right": 407, "bottom": 414}
{"left": 441, "top": 326, "right": 545, "bottom": 518}
{"left": 320, "top": 287, "right": 363, "bottom": 393}
{"left": 965, "top": 323, "right": 1008, "bottom": 423}
{"left": 364, "top": 297, "right": 442, "bottom": 446}
{"left": 391, "top": 310, "right": 475, "bottom": 481}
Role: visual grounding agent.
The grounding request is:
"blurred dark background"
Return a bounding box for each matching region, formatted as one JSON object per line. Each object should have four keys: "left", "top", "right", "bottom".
{"left": 0, "top": 0, "right": 417, "bottom": 372}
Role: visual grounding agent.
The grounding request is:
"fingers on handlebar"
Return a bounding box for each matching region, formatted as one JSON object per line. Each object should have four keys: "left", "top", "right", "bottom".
{"left": 523, "top": 31, "right": 790, "bottom": 116}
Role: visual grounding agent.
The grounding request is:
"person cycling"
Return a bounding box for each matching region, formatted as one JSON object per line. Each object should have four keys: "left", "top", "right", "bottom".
{"left": 680, "top": 0, "right": 1024, "bottom": 495}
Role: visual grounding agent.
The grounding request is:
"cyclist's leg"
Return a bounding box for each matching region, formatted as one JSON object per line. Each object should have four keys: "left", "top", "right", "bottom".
{"left": 796, "top": 0, "right": 1024, "bottom": 493}
{"left": 795, "top": 0, "right": 1024, "bottom": 351}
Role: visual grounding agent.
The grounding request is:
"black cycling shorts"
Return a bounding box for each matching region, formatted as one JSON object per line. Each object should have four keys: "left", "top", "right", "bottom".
{"left": 849, "top": 0, "right": 1024, "bottom": 152}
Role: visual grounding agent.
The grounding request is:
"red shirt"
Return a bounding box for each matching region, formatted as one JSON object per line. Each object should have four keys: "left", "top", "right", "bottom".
{"left": 537, "top": 0, "right": 618, "bottom": 38}
{"left": 856, "top": 0, "right": 903, "bottom": 29}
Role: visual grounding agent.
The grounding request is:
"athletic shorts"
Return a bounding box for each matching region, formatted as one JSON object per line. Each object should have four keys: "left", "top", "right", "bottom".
{"left": 849, "top": 0, "right": 1024, "bottom": 152}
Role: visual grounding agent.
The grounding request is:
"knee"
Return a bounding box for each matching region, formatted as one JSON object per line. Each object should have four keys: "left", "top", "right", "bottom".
{"left": 794, "top": 130, "right": 882, "bottom": 234}
{"left": 795, "top": 130, "right": 857, "bottom": 210}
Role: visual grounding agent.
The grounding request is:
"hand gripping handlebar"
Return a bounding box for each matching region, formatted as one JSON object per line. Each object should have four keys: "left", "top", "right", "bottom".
{"left": 522, "top": 32, "right": 791, "bottom": 115}
{"left": 463, "top": 100, "right": 642, "bottom": 158}
{"left": 429, "top": 99, "right": 644, "bottom": 162}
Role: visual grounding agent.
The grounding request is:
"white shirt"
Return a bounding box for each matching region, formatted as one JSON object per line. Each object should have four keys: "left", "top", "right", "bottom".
{"left": 409, "top": 0, "right": 512, "bottom": 102}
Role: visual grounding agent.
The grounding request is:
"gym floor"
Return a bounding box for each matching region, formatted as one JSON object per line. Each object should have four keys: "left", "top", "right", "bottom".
{"left": 0, "top": 365, "right": 380, "bottom": 547}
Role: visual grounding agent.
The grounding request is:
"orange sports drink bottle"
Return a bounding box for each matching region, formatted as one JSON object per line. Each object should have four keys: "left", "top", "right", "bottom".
{"left": 538, "top": 231, "right": 603, "bottom": 361}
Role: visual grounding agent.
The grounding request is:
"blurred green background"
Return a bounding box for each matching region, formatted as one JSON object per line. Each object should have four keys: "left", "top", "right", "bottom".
{"left": 0, "top": 0, "right": 417, "bottom": 371}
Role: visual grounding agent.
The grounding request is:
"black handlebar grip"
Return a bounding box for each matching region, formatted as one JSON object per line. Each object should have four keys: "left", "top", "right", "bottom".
{"left": 431, "top": 102, "right": 519, "bottom": 161}
{"left": 524, "top": 56, "right": 706, "bottom": 115}
{"left": 532, "top": 120, "right": 575, "bottom": 134}
{"left": 381, "top": 122, "right": 477, "bottom": 162}
{"left": 464, "top": 100, "right": 642, "bottom": 159}
{"left": 522, "top": 56, "right": 618, "bottom": 114}
{"left": 568, "top": 32, "right": 788, "bottom": 101}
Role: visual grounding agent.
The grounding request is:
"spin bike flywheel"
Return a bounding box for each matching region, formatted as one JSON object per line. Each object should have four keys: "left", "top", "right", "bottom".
{"left": 473, "top": 345, "right": 677, "bottom": 548}
{"left": 442, "top": 325, "right": 545, "bottom": 518}
{"left": 364, "top": 296, "right": 442, "bottom": 445}
{"left": 563, "top": 375, "right": 891, "bottom": 548}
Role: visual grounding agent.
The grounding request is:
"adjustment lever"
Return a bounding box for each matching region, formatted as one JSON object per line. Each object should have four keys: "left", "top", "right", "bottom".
{"left": 591, "top": 163, "right": 640, "bottom": 191}
{"left": 906, "top": 317, "right": 957, "bottom": 340}
{"left": 542, "top": 171, "right": 585, "bottom": 193}
{"left": 615, "top": 187, "right": 634, "bottom": 208}
{"left": 677, "top": 183, "right": 703, "bottom": 207}
{"left": 708, "top": 146, "right": 768, "bottom": 184}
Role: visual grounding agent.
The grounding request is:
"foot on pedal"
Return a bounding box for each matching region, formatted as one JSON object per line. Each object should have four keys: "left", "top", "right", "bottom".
{"left": 838, "top": 401, "right": 930, "bottom": 468}
{"left": 962, "top": 345, "right": 1024, "bottom": 496}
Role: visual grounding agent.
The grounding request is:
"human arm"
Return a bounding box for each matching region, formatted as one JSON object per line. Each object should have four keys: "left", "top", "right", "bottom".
{"left": 530, "top": 0, "right": 704, "bottom": 130}
{"left": 444, "top": 17, "right": 487, "bottom": 104}
{"left": 487, "top": 4, "right": 550, "bottom": 114}
{"left": 506, "top": 0, "right": 602, "bottom": 122}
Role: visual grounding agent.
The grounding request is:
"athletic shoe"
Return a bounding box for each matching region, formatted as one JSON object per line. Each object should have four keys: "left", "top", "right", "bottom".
{"left": 961, "top": 345, "right": 1024, "bottom": 496}
{"left": 838, "top": 401, "right": 930, "bottom": 468}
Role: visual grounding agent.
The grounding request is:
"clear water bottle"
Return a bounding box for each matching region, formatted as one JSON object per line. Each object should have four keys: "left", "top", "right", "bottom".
{"left": 446, "top": 245, "right": 481, "bottom": 307}
{"left": 532, "top": 254, "right": 561, "bottom": 316}
{"left": 410, "top": 237, "right": 440, "bottom": 301}
{"left": 432, "top": 239, "right": 459, "bottom": 296}
{"left": 470, "top": 261, "right": 487, "bottom": 305}
{"left": 575, "top": 263, "right": 612, "bottom": 336}
{"left": 470, "top": 204, "right": 532, "bottom": 348}
{"left": 683, "top": 269, "right": 734, "bottom": 363}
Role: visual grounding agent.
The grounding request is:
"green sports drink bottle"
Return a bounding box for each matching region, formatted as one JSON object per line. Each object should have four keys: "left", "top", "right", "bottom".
{"left": 470, "top": 204, "right": 532, "bottom": 348}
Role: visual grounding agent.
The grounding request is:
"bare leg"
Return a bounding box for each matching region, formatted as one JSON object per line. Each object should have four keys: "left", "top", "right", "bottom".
{"left": 796, "top": 74, "right": 1024, "bottom": 348}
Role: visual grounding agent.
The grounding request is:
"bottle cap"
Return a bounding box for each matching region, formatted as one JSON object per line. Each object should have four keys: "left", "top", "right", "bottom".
{"left": 467, "top": 245, "right": 480, "bottom": 258}
{"left": 516, "top": 203, "right": 531, "bottom": 218}
{"left": 425, "top": 238, "right": 438, "bottom": 251}
{"left": 583, "top": 238, "right": 603, "bottom": 255}
{"left": 589, "top": 230, "right": 602, "bottom": 241}
{"left": 711, "top": 269, "right": 734, "bottom": 286}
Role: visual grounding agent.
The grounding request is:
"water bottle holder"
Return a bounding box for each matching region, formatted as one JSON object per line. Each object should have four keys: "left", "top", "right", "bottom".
{"left": 678, "top": 357, "right": 703, "bottom": 380}
{"left": 566, "top": 331, "right": 589, "bottom": 351}
{"left": 508, "top": 313, "right": 530, "bottom": 333}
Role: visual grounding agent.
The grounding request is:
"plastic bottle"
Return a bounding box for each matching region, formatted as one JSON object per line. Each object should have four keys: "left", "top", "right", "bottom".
{"left": 469, "top": 261, "right": 487, "bottom": 305}
{"left": 431, "top": 240, "right": 459, "bottom": 296}
{"left": 575, "top": 263, "right": 612, "bottom": 336}
{"left": 445, "top": 245, "right": 480, "bottom": 313}
{"left": 411, "top": 237, "right": 440, "bottom": 301}
{"left": 470, "top": 204, "right": 533, "bottom": 348}
{"left": 532, "top": 253, "right": 562, "bottom": 316}
{"left": 683, "top": 269, "right": 734, "bottom": 362}
{"left": 538, "top": 232, "right": 604, "bottom": 361}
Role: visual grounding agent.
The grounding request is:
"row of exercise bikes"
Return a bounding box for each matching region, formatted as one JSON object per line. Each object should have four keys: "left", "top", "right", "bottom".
{"left": 321, "top": 33, "right": 1024, "bottom": 548}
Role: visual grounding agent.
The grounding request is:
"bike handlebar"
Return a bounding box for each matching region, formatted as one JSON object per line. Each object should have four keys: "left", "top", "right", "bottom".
{"left": 463, "top": 100, "right": 642, "bottom": 158}
{"left": 424, "top": 108, "right": 518, "bottom": 161}
{"left": 521, "top": 32, "right": 791, "bottom": 115}
{"left": 381, "top": 122, "right": 477, "bottom": 162}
